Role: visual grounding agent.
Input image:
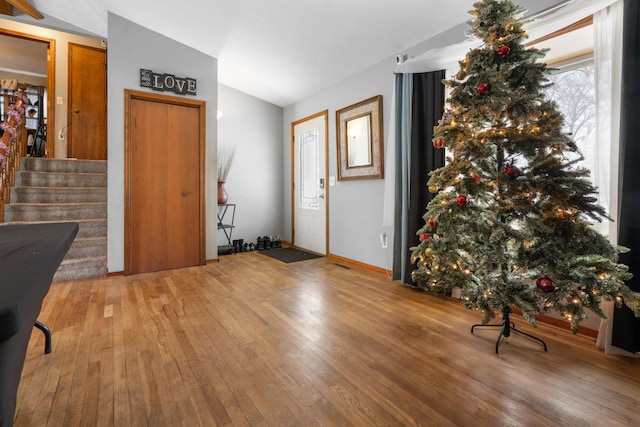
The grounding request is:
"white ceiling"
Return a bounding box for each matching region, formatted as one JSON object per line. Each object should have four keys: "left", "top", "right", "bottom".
{"left": 3, "top": 0, "right": 564, "bottom": 107}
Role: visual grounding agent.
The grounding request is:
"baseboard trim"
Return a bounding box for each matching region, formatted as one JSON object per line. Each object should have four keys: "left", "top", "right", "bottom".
{"left": 326, "top": 253, "right": 390, "bottom": 276}
{"left": 510, "top": 307, "right": 599, "bottom": 340}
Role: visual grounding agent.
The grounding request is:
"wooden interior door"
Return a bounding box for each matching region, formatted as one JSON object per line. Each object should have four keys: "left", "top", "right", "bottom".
{"left": 125, "top": 90, "right": 205, "bottom": 275}
{"left": 67, "top": 43, "right": 106, "bottom": 159}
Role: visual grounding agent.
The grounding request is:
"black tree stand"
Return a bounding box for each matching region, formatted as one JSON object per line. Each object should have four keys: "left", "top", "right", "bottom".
{"left": 471, "top": 306, "right": 547, "bottom": 354}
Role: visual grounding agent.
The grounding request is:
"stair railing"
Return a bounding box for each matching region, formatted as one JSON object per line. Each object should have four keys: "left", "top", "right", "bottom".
{"left": 0, "top": 86, "right": 28, "bottom": 222}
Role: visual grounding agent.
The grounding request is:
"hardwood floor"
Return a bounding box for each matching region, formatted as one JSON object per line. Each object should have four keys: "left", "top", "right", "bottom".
{"left": 14, "top": 252, "right": 640, "bottom": 426}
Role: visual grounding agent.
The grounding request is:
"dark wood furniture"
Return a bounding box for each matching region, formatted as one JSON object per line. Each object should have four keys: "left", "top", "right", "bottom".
{"left": 0, "top": 222, "right": 78, "bottom": 427}
{"left": 217, "top": 203, "right": 236, "bottom": 255}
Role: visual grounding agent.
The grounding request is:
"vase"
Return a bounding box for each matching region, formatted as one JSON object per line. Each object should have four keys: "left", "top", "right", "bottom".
{"left": 217, "top": 181, "right": 228, "bottom": 204}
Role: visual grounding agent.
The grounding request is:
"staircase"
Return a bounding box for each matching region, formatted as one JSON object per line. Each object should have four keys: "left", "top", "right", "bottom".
{"left": 3, "top": 157, "right": 108, "bottom": 282}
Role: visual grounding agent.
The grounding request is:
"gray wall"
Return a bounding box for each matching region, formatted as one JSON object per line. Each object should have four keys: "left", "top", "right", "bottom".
{"left": 107, "top": 13, "right": 218, "bottom": 272}
{"left": 217, "top": 84, "right": 284, "bottom": 247}
{"left": 282, "top": 0, "right": 564, "bottom": 272}
{"left": 281, "top": 24, "right": 475, "bottom": 272}
{"left": 283, "top": 60, "right": 395, "bottom": 271}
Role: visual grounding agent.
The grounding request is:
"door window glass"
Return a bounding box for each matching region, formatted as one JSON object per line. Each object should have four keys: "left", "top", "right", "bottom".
{"left": 300, "top": 129, "right": 320, "bottom": 210}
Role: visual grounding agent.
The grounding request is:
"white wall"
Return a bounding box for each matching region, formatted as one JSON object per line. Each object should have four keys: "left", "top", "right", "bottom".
{"left": 217, "top": 84, "right": 284, "bottom": 247}
{"left": 107, "top": 13, "right": 218, "bottom": 272}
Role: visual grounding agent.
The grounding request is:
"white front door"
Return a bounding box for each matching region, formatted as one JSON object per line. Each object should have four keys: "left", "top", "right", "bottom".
{"left": 292, "top": 111, "right": 328, "bottom": 255}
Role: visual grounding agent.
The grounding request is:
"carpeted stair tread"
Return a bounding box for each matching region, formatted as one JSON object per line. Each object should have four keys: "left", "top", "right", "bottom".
{"left": 11, "top": 186, "right": 107, "bottom": 203}
{"left": 64, "top": 236, "right": 107, "bottom": 259}
{"left": 3, "top": 219, "right": 107, "bottom": 239}
{"left": 4, "top": 157, "right": 109, "bottom": 281}
{"left": 4, "top": 202, "right": 107, "bottom": 222}
{"left": 53, "top": 256, "right": 108, "bottom": 282}
{"left": 20, "top": 157, "right": 107, "bottom": 174}
{"left": 15, "top": 170, "right": 107, "bottom": 188}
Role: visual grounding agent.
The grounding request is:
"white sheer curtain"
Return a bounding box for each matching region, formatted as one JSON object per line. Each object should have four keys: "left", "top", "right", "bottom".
{"left": 593, "top": 0, "right": 634, "bottom": 357}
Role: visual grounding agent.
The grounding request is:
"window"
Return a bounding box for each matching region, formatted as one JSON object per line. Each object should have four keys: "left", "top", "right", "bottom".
{"left": 544, "top": 61, "right": 596, "bottom": 183}
{"left": 536, "top": 21, "right": 612, "bottom": 235}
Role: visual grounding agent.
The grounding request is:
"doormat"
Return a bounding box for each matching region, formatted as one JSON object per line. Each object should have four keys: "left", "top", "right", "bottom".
{"left": 257, "top": 247, "right": 322, "bottom": 263}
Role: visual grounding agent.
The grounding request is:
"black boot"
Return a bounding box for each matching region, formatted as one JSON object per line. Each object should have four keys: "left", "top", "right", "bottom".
{"left": 257, "top": 237, "right": 264, "bottom": 250}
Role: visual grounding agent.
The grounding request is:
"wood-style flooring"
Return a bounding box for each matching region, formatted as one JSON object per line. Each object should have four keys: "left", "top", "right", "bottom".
{"left": 14, "top": 252, "right": 640, "bottom": 426}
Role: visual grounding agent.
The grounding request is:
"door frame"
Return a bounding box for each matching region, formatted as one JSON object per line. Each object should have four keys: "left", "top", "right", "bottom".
{"left": 290, "top": 110, "right": 329, "bottom": 254}
{"left": 123, "top": 89, "right": 206, "bottom": 274}
{"left": 0, "top": 29, "right": 55, "bottom": 157}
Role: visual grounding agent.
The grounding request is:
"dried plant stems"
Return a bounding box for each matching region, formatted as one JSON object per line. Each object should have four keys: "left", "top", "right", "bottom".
{"left": 217, "top": 145, "right": 235, "bottom": 182}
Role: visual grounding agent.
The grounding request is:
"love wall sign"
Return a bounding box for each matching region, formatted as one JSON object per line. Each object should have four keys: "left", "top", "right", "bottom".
{"left": 139, "top": 69, "right": 197, "bottom": 96}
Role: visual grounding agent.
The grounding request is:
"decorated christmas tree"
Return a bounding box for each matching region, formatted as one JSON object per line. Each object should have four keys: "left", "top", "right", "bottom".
{"left": 410, "top": 0, "right": 640, "bottom": 344}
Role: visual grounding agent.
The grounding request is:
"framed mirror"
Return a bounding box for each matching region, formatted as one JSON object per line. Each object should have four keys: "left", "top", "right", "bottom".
{"left": 336, "top": 95, "right": 383, "bottom": 181}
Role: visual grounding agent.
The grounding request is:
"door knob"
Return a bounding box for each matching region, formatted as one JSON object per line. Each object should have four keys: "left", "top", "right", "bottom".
{"left": 182, "top": 192, "right": 187, "bottom": 196}
{"left": 72, "top": 109, "right": 79, "bottom": 113}
{"left": 319, "top": 194, "right": 325, "bottom": 199}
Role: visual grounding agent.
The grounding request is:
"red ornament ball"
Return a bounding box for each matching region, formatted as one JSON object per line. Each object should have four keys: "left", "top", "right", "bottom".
{"left": 504, "top": 165, "right": 521, "bottom": 179}
{"left": 456, "top": 195, "right": 469, "bottom": 207}
{"left": 433, "top": 137, "right": 444, "bottom": 148}
{"left": 497, "top": 45, "right": 511, "bottom": 57}
{"left": 477, "top": 81, "right": 492, "bottom": 95}
{"left": 536, "top": 276, "right": 555, "bottom": 293}
{"left": 419, "top": 233, "right": 430, "bottom": 242}
{"left": 428, "top": 217, "right": 437, "bottom": 228}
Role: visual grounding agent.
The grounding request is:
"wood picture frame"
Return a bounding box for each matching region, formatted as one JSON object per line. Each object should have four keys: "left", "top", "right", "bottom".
{"left": 336, "top": 95, "right": 383, "bottom": 181}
